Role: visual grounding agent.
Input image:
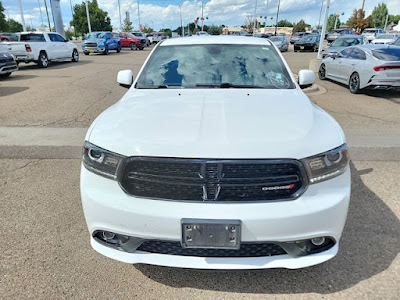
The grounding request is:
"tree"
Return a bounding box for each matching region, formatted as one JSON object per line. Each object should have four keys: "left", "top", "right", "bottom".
{"left": 327, "top": 15, "right": 340, "bottom": 31}
{"left": 389, "top": 15, "right": 400, "bottom": 25}
{"left": 70, "top": 0, "right": 112, "bottom": 35}
{"left": 122, "top": 16, "right": 132, "bottom": 32}
{"left": 347, "top": 9, "right": 369, "bottom": 31}
{"left": 207, "top": 25, "right": 222, "bottom": 35}
{"left": 370, "top": 3, "right": 388, "bottom": 28}
{"left": 160, "top": 28, "right": 172, "bottom": 37}
{"left": 277, "top": 19, "right": 293, "bottom": 27}
{"left": 141, "top": 25, "right": 153, "bottom": 33}
{"left": 7, "top": 19, "right": 23, "bottom": 32}
{"left": 292, "top": 19, "right": 309, "bottom": 33}
{"left": 0, "top": 1, "right": 8, "bottom": 31}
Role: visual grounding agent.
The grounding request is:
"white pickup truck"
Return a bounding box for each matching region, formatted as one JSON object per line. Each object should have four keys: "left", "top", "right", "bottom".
{"left": 0, "top": 32, "right": 79, "bottom": 68}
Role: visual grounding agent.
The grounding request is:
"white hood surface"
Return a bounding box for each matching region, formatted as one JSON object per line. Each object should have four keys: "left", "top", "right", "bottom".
{"left": 88, "top": 89, "right": 344, "bottom": 159}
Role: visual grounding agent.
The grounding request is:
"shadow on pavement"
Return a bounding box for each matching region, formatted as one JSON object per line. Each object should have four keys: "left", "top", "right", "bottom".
{"left": 0, "top": 74, "right": 38, "bottom": 81}
{"left": 16, "top": 59, "right": 92, "bottom": 71}
{"left": 0, "top": 86, "right": 29, "bottom": 97}
{"left": 136, "top": 163, "right": 400, "bottom": 294}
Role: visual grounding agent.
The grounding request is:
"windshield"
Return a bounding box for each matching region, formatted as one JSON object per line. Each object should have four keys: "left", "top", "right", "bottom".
{"left": 132, "top": 32, "right": 143, "bottom": 37}
{"left": 372, "top": 48, "right": 400, "bottom": 61}
{"left": 299, "top": 35, "right": 318, "bottom": 43}
{"left": 376, "top": 34, "right": 395, "bottom": 39}
{"left": 331, "top": 37, "right": 361, "bottom": 47}
{"left": 86, "top": 32, "right": 108, "bottom": 39}
{"left": 269, "top": 36, "right": 283, "bottom": 42}
{"left": 363, "top": 30, "right": 376, "bottom": 34}
{"left": 125, "top": 33, "right": 135, "bottom": 38}
{"left": 136, "top": 44, "right": 294, "bottom": 89}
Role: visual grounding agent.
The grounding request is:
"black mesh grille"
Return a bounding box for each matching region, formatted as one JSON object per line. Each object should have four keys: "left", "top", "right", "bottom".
{"left": 119, "top": 158, "right": 306, "bottom": 202}
{"left": 84, "top": 42, "right": 97, "bottom": 47}
{"left": 136, "top": 240, "right": 286, "bottom": 257}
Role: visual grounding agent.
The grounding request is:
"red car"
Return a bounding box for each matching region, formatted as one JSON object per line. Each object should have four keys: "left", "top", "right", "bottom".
{"left": 117, "top": 32, "right": 146, "bottom": 50}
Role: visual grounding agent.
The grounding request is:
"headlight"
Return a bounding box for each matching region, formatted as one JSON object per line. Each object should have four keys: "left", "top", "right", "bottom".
{"left": 302, "top": 144, "right": 349, "bottom": 184}
{"left": 82, "top": 142, "right": 125, "bottom": 180}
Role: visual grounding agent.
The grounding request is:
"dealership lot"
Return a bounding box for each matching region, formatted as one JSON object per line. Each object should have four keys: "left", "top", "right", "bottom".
{"left": 0, "top": 46, "right": 399, "bottom": 299}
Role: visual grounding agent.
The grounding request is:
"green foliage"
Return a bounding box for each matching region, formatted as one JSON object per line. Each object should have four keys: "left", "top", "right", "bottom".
{"left": 160, "top": 28, "right": 172, "bottom": 37}
{"left": 207, "top": 25, "right": 223, "bottom": 35}
{"left": 122, "top": 17, "right": 133, "bottom": 32}
{"left": 389, "top": 15, "right": 400, "bottom": 24}
{"left": 370, "top": 3, "right": 388, "bottom": 28}
{"left": 7, "top": 19, "right": 23, "bottom": 32}
{"left": 277, "top": 19, "right": 293, "bottom": 27}
{"left": 327, "top": 15, "right": 340, "bottom": 31}
{"left": 26, "top": 25, "right": 35, "bottom": 31}
{"left": 70, "top": 0, "right": 112, "bottom": 35}
{"left": 141, "top": 25, "right": 153, "bottom": 34}
{"left": 0, "top": 1, "right": 8, "bottom": 31}
{"left": 65, "top": 29, "right": 74, "bottom": 40}
{"left": 292, "top": 19, "right": 309, "bottom": 33}
{"left": 347, "top": 9, "right": 369, "bottom": 31}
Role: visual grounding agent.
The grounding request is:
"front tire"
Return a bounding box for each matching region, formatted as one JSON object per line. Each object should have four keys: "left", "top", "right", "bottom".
{"left": 0, "top": 72, "right": 11, "bottom": 78}
{"left": 318, "top": 63, "right": 326, "bottom": 80}
{"left": 116, "top": 44, "right": 121, "bottom": 53}
{"left": 129, "top": 43, "right": 137, "bottom": 50}
{"left": 84, "top": 52, "right": 89, "bottom": 56}
{"left": 72, "top": 49, "right": 79, "bottom": 62}
{"left": 37, "top": 52, "right": 48, "bottom": 68}
{"left": 103, "top": 45, "right": 109, "bottom": 55}
{"left": 349, "top": 72, "right": 362, "bottom": 94}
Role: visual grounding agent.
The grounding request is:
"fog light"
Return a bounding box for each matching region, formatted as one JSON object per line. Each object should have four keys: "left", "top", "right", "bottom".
{"left": 102, "top": 231, "right": 115, "bottom": 240}
{"left": 311, "top": 237, "right": 325, "bottom": 246}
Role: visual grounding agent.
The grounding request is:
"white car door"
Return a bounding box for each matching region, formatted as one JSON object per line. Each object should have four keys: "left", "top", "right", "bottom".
{"left": 330, "top": 48, "right": 354, "bottom": 82}
{"left": 55, "top": 34, "right": 71, "bottom": 58}
{"left": 346, "top": 48, "right": 367, "bottom": 83}
{"left": 47, "top": 33, "right": 62, "bottom": 59}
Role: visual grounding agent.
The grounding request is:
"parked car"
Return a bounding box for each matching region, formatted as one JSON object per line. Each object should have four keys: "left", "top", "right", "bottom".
{"left": 147, "top": 32, "right": 167, "bottom": 44}
{"left": 1, "top": 32, "right": 78, "bottom": 68}
{"left": 253, "top": 33, "right": 270, "bottom": 38}
{"left": 131, "top": 32, "right": 150, "bottom": 47}
{"left": 319, "top": 45, "right": 400, "bottom": 93}
{"left": 294, "top": 34, "right": 320, "bottom": 52}
{"left": 390, "top": 37, "right": 400, "bottom": 46}
{"left": 371, "top": 34, "right": 399, "bottom": 44}
{"left": 290, "top": 32, "right": 306, "bottom": 44}
{"left": 119, "top": 32, "right": 146, "bottom": 50}
{"left": 326, "top": 28, "right": 353, "bottom": 43}
{"left": 196, "top": 31, "right": 210, "bottom": 36}
{"left": 0, "top": 32, "right": 19, "bottom": 41}
{"left": 323, "top": 35, "right": 367, "bottom": 58}
{"left": 0, "top": 50, "right": 18, "bottom": 77}
{"left": 81, "top": 36, "right": 350, "bottom": 270}
{"left": 82, "top": 32, "right": 121, "bottom": 55}
{"left": 362, "top": 28, "right": 385, "bottom": 42}
{"left": 269, "top": 35, "right": 289, "bottom": 52}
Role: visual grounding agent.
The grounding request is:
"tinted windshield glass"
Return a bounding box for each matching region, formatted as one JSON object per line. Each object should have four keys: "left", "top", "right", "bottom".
{"left": 376, "top": 35, "right": 394, "bottom": 39}
{"left": 363, "top": 30, "right": 376, "bottom": 33}
{"left": 86, "top": 32, "right": 107, "bottom": 39}
{"left": 299, "top": 35, "right": 318, "bottom": 42}
{"left": 372, "top": 48, "right": 400, "bottom": 61}
{"left": 136, "top": 44, "right": 294, "bottom": 89}
{"left": 269, "top": 36, "right": 283, "bottom": 42}
{"left": 331, "top": 37, "right": 361, "bottom": 47}
{"left": 20, "top": 34, "right": 45, "bottom": 42}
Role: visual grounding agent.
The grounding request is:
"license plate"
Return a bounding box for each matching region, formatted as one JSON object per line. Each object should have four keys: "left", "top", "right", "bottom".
{"left": 90, "top": 50, "right": 94, "bottom": 53}
{"left": 181, "top": 219, "right": 241, "bottom": 249}
{"left": 300, "top": 46, "right": 304, "bottom": 50}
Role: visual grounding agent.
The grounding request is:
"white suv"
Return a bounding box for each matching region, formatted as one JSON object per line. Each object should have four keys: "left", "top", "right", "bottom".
{"left": 81, "top": 36, "right": 350, "bottom": 270}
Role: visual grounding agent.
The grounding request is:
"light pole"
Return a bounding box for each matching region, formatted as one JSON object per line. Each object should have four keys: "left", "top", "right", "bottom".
{"left": 253, "top": 0, "right": 258, "bottom": 33}
{"left": 118, "top": 0, "right": 122, "bottom": 31}
{"left": 317, "top": 0, "right": 330, "bottom": 60}
{"left": 274, "top": 0, "right": 281, "bottom": 35}
{"left": 44, "top": 0, "right": 51, "bottom": 31}
{"left": 85, "top": 0, "right": 91, "bottom": 33}
{"left": 18, "top": 0, "right": 27, "bottom": 31}
{"left": 180, "top": 6, "right": 184, "bottom": 36}
{"left": 318, "top": 0, "right": 324, "bottom": 29}
{"left": 137, "top": 0, "right": 141, "bottom": 31}
{"left": 38, "top": 0, "right": 44, "bottom": 26}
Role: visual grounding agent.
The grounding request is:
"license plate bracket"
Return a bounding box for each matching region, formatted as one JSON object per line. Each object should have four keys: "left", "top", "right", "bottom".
{"left": 181, "top": 219, "right": 241, "bottom": 249}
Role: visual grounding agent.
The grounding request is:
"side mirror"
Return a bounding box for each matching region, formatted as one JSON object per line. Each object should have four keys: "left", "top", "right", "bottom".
{"left": 117, "top": 70, "right": 133, "bottom": 88}
{"left": 298, "top": 69, "right": 315, "bottom": 89}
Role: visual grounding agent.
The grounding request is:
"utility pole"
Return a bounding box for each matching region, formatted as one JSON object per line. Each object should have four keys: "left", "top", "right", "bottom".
{"left": 253, "top": 0, "right": 258, "bottom": 33}
{"left": 85, "top": 0, "right": 91, "bottom": 33}
{"left": 334, "top": 14, "right": 338, "bottom": 29}
{"left": 118, "top": 0, "right": 122, "bottom": 31}
{"left": 18, "top": 0, "right": 27, "bottom": 32}
{"left": 201, "top": 1, "right": 204, "bottom": 31}
{"left": 361, "top": 0, "right": 366, "bottom": 12}
{"left": 384, "top": 13, "right": 389, "bottom": 31}
{"left": 180, "top": 6, "right": 184, "bottom": 36}
{"left": 317, "top": 0, "right": 330, "bottom": 60}
{"left": 274, "top": 0, "right": 281, "bottom": 35}
{"left": 44, "top": 0, "right": 51, "bottom": 31}
{"left": 38, "top": 0, "right": 44, "bottom": 26}
{"left": 318, "top": 0, "right": 324, "bottom": 29}
{"left": 137, "top": 0, "right": 141, "bottom": 31}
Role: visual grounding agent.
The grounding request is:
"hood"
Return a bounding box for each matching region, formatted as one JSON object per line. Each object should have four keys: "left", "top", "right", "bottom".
{"left": 272, "top": 41, "right": 283, "bottom": 46}
{"left": 88, "top": 89, "right": 345, "bottom": 159}
{"left": 324, "top": 46, "right": 343, "bottom": 53}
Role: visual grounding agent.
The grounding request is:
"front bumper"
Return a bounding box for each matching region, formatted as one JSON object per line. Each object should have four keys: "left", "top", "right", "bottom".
{"left": 0, "top": 61, "right": 18, "bottom": 74}
{"left": 81, "top": 165, "right": 351, "bottom": 269}
{"left": 82, "top": 46, "right": 105, "bottom": 53}
{"left": 294, "top": 44, "right": 316, "bottom": 51}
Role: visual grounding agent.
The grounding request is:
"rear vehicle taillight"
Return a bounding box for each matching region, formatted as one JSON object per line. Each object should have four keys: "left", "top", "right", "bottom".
{"left": 25, "top": 44, "right": 32, "bottom": 52}
{"left": 373, "top": 65, "right": 400, "bottom": 71}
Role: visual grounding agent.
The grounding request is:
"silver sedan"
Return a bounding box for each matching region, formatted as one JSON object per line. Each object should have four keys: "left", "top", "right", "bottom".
{"left": 269, "top": 35, "right": 289, "bottom": 52}
{"left": 318, "top": 44, "right": 400, "bottom": 94}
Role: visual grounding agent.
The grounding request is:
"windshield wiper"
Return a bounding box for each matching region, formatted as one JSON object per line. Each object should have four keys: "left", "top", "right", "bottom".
{"left": 136, "top": 84, "right": 171, "bottom": 89}
{"left": 195, "top": 83, "right": 260, "bottom": 88}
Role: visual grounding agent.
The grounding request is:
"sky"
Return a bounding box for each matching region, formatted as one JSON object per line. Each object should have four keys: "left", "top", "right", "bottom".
{"left": 2, "top": 0, "right": 400, "bottom": 32}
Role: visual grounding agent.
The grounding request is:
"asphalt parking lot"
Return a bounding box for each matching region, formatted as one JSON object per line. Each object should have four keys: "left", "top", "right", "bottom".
{"left": 0, "top": 45, "right": 399, "bottom": 299}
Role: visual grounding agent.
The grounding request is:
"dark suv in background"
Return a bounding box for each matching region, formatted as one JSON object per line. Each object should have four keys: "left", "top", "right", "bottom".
{"left": 327, "top": 28, "right": 353, "bottom": 43}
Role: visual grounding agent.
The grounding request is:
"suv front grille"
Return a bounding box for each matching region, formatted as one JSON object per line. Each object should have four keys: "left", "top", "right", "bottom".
{"left": 137, "top": 240, "right": 287, "bottom": 257}
{"left": 119, "top": 158, "right": 307, "bottom": 202}
{"left": 84, "top": 42, "right": 97, "bottom": 47}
